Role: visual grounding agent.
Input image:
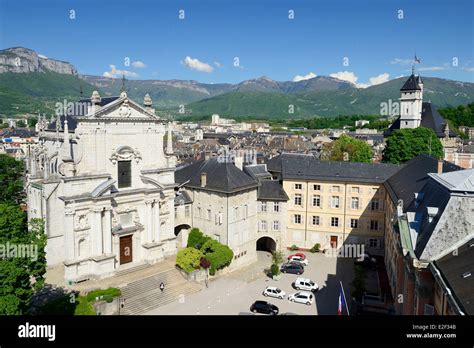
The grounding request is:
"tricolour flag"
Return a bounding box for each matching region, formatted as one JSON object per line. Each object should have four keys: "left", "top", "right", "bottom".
{"left": 338, "top": 284, "right": 345, "bottom": 316}
{"left": 415, "top": 54, "right": 422, "bottom": 64}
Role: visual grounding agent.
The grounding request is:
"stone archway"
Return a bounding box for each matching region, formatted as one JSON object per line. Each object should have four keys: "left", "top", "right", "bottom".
{"left": 174, "top": 224, "right": 191, "bottom": 248}
{"left": 256, "top": 236, "right": 276, "bottom": 253}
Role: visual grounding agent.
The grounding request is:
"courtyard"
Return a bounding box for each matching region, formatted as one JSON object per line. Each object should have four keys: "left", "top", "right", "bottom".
{"left": 146, "top": 250, "right": 355, "bottom": 315}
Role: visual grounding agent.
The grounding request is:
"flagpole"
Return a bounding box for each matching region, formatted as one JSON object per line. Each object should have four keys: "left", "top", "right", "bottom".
{"left": 339, "top": 281, "right": 350, "bottom": 315}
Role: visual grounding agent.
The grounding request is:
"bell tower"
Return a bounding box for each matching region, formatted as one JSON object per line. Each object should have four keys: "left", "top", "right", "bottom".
{"left": 399, "top": 68, "right": 423, "bottom": 129}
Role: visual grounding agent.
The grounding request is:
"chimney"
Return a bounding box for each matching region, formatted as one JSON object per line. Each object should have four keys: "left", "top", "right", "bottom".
{"left": 234, "top": 155, "right": 243, "bottom": 171}
{"left": 200, "top": 172, "right": 207, "bottom": 187}
{"left": 437, "top": 159, "right": 443, "bottom": 174}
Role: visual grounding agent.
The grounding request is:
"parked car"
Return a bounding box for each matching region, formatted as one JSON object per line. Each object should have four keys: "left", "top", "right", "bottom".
{"left": 250, "top": 301, "right": 279, "bottom": 315}
{"left": 263, "top": 286, "right": 286, "bottom": 299}
{"left": 355, "top": 252, "right": 377, "bottom": 269}
{"left": 288, "top": 253, "right": 306, "bottom": 260}
{"left": 294, "top": 278, "right": 319, "bottom": 291}
{"left": 288, "top": 291, "right": 314, "bottom": 305}
{"left": 280, "top": 262, "right": 304, "bottom": 275}
{"left": 288, "top": 255, "right": 308, "bottom": 266}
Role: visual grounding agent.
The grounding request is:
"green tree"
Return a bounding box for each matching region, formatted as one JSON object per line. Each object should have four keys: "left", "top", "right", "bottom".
{"left": 200, "top": 239, "right": 233, "bottom": 275}
{"left": 27, "top": 117, "right": 38, "bottom": 128}
{"left": 0, "top": 205, "right": 47, "bottom": 315}
{"left": 322, "top": 134, "right": 373, "bottom": 163}
{"left": 16, "top": 120, "right": 26, "bottom": 128}
{"left": 271, "top": 251, "right": 284, "bottom": 265}
{"left": 187, "top": 228, "right": 211, "bottom": 249}
{"left": 382, "top": 128, "right": 443, "bottom": 164}
{"left": 176, "top": 247, "right": 204, "bottom": 273}
{"left": 0, "top": 154, "right": 25, "bottom": 204}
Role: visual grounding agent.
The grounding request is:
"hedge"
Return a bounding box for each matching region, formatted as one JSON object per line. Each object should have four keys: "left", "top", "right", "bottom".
{"left": 86, "top": 288, "right": 121, "bottom": 302}
{"left": 187, "top": 228, "right": 212, "bottom": 249}
{"left": 200, "top": 239, "right": 233, "bottom": 274}
{"left": 176, "top": 247, "right": 204, "bottom": 273}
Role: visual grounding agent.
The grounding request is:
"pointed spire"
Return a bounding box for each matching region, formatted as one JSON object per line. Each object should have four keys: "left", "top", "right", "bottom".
{"left": 411, "top": 65, "right": 415, "bottom": 76}
{"left": 166, "top": 122, "right": 173, "bottom": 155}
{"left": 62, "top": 118, "right": 73, "bottom": 163}
{"left": 121, "top": 74, "right": 126, "bottom": 92}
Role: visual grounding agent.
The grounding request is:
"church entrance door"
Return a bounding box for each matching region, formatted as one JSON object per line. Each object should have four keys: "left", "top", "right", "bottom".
{"left": 120, "top": 235, "right": 133, "bottom": 265}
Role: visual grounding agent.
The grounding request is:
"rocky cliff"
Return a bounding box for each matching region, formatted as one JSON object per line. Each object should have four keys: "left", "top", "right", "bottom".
{"left": 0, "top": 47, "right": 77, "bottom": 75}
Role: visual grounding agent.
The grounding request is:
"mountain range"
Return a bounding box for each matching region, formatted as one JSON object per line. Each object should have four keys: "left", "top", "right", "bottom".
{"left": 1, "top": 47, "right": 473, "bottom": 119}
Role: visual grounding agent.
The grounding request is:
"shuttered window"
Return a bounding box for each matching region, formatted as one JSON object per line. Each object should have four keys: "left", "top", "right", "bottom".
{"left": 118, "top": 161, "right": 132, "bottom": 188}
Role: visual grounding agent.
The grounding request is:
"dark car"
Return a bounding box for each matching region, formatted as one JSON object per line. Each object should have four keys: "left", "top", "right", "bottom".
{"left": 355, "top": 253, "right": 377, "bottom": 270}
{"left": 280, "top": 262, "right": 304, "bottom": 275}
{"left": 250, "top": 301, "right": 279, "bottom": 315}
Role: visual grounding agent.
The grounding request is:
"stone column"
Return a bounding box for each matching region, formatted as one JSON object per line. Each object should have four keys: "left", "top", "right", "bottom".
{"left": 64, "top": 208, "right": 75, "bottom": 261}
{"left": 145, "top": 200, "right": 154, "bottom": 243}
{"left": 103, "top": 207, "right": 112, "bottom": 254}
{"left": 92, "top": 207, "right": 103, "bottom": 255}
{"left": 153, "top": 201, "right": 160, "bottom": 242}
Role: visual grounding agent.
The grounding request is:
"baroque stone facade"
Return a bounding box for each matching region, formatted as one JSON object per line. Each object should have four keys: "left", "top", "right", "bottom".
{"left": 26, "top": 91, "right": 177, "bottom": 282}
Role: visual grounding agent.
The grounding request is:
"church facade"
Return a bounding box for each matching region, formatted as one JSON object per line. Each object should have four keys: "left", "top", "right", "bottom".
{"left": 26, "top": 91, "right": 178, "bottom": 282}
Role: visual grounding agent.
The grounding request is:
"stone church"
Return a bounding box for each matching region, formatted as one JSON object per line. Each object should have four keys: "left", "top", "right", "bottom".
{"left": 26, "top": 90, "right": 178, "bottom": 282}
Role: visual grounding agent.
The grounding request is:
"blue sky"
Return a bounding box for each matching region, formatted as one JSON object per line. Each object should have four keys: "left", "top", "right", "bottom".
{"left": 0, "top": 0, "right": 473, "bottom": 85}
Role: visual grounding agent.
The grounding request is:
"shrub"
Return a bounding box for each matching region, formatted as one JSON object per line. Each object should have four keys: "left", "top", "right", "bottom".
{"left": 74, "top": 296, "right": 96, "bottom": 315}
{"left": 86, "top": 288, "right": 121, "bottom": 302}
{"left": 201, "top": 239, "right": 233, "bottom": 271}
{"left": 290, "top": 244, "right": 299, "bottom": 251}
{"left": 271, "top": 251, "right": 284, "bottom": 265}
{"left": 310, "top": 243, "right": 321, "bottom": 253}
{"left": 187, "top": 228, "right": 211, "bottom": 249}
{"left": 270, "top": 263, "right": 280, "bottom": 276}
{"left": 351, "top": 265, "right": 367, "bottom": 301}
{"left": 200, "top": 257, "right": 211, "bottom": 269}
{"left": 176, "top": 247, "right": 204, "bottom": 273}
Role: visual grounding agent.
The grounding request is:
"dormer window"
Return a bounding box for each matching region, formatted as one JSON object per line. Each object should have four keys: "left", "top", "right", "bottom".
{"left": 427, "top": 207, "right": 439, "bottom": 223}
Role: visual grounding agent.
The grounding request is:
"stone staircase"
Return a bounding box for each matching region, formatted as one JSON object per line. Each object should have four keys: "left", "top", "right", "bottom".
{"left": 119, "top": 267, "right": 203, "bottom": 315}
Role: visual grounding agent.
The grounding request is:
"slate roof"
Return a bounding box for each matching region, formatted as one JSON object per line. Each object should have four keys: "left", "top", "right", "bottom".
{"left": 385, "top": 102, "right": 457, "bottom": 138}
{"left": 400, "top": 74, "right": 421, "bottom": 91}
{"left": 257, "top": 180, "right": 289, "bottom": 201}
{"left": 434, "top": 240, "right": 474, "bottom": 315}
{"left": 384, "top": 154, "right": 461, "bottom": 210}
{"left": 174, "top": 158, "right": 258, "bottom": 194}
{"left": 429, "top": 169, "right": 474, "bottom": 193}
{"left": 266, "top": 153, "right": 400, "bottom": 184}
{"left": 244, "top": 164, "right": 272, "bottom": 181}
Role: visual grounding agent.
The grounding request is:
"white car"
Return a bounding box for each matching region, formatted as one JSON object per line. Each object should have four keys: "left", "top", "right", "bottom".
{"left": 262, "top": 286, "right": 286, "bottom": 299}
{"left": 294, "top": 278, "right": 319, "bottom": 291}
{"left": 288, "top": 255, "right": 309, "bottom": 266}
{"left": 288, "top": 291, "right": 314, "bottom": 306}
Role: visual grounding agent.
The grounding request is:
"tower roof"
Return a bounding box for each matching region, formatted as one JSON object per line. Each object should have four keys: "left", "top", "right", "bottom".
{"left": 400, "top": 74, "right": 421, "bottom": 91}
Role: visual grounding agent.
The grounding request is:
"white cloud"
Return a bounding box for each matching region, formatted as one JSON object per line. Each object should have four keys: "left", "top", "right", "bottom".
{"left": 330, "top": 71, "right": 390, "bottom": 88}
{"left": 132, "top": 61, "right": 146, "bottom": 68}
{"left": 329, "top": 71, "right": 359, "bottom": 85}
{"left": 293, "top": 72, "right": 317, "bottom": 82}
{"left": 182, "top": 56, "right": 214, "bottom": 73}
{"left": 214, "top": 61, "right": 222, "bottom": 68}
{"left": 463, "top": 67, "right": 474, "bottom": 72}
{"left": 418, "top": 66, "right": 446, "bottom": 71}
{"left": 102, "top": 64, "right": 139, "bottom": 78}
{"left": 390, "top": 58, "right": 413, "bottom": 65}
{"left": 368, "top": 72, "right": 390, "bottom": 86}
{"left": 38, "top": 54, "right": 48, "bottom": 59}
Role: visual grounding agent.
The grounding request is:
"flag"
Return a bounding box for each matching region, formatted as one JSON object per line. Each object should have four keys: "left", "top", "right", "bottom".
{"left": 415, "top": 54, "right": 421, "bottom": 64}
{"left": 338, "top": 284, "right": 345, "bottom": 315}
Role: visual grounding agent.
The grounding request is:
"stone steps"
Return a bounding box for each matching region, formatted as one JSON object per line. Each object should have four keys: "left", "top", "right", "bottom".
{"left": 119, "top": 266, "right": 202, "bottom": 315}
{"left": 115, "top": 262, "right": 152, "bottom": 277}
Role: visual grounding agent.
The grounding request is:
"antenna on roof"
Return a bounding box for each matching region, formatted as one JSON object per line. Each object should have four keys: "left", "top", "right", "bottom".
{"left": 120, "top": 74, "right": 126, "bottom": 93}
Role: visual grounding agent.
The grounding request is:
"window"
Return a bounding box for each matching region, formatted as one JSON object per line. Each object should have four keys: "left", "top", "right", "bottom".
{"left": 331, "top": 196, "right": 340, "bottom": 208}
{"left": 313, "top": 184, "right": 321, "bottom": 191}
{"left": 351, "top": 197, "right": 360, "bottom": 210}
{"left": 206, "top": 209, "right": 211, "bottom": 220}
{"left": 312, "top": 216, "right": 320, "bottom": 225}
{"left": 185, "top": 206, "right": 190, "bottom": 217}
{"left": 294, "top": 214, "right": 302, "bottom": 224}
{"left": 273, "top": 202, "right": 280, "bottom": 212}
{"left": 260, "top": 220, "right": 267, "bottom": 231}
{"left": 214, "top": 234, "right": 221, "bottom": 242}
{"left": 369, "top": 238, "right": 378, "bottom": 248}
{"left": 261, "top": 202, "right": 267, "bottom": 212}
{"left": 352, "top": 186, "right": 360, "bottom": 194}
{"left": 350, "top": 219, "right": 358, "bottom": 228}
{"left": 294, "top": 194, "right": 302, "bottom": 206}
{"left": 295, "top": 183, "right": 302, "bottom": 190}
{"left": 234, "top": 207, "right": 239, "bottom": 220}
{"left": 273, "top": 220, "right": 280, "bottom": 231}
{"left": 312, "top": 195, "right": 321, "bottom": 207}
{"left": 174, "top": 207, "right": 178, "bottom": 219}
{"left": 215, "top": 212, "right": 223, "bottom": 225}
{"left": 371, "top": 200, "right": 379, "bottom": 211}
{"left": 331, "top": 217, "right": 339, "bottom": 227}
{"left": 370, "top": 220, "right": 379, "bottom": 230}
{"left": 332, "top": 185, "right": 340, "bottom": 193}
{"left": 117, "top": 160, "right": 132, "bottom": 188}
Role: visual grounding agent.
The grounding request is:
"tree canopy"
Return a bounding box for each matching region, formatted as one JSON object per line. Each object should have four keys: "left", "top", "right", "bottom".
{"left": 382, "top": 127, "right": 443, "bottom": 164}
{"left": 0, "top": 154, "right": 25, "bottom": 204}
{"left": 322, "top": 134, "right": 373, "bottom": 163}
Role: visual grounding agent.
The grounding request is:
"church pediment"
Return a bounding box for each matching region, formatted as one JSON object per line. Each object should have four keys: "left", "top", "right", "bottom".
{"left": 87, "top": 93, "right": 159, "bottom": 121}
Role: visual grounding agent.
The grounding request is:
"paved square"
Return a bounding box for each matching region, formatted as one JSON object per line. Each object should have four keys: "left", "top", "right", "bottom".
{"left": 146, "top": 251, "right": 355, "bottom": 315}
